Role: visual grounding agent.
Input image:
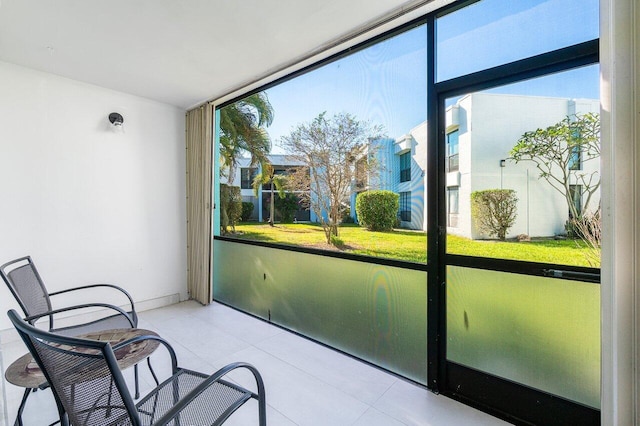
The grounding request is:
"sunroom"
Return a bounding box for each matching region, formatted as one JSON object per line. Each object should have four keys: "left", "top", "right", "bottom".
{"left": 0, "top": 0, "right": 638, "bottom": 425}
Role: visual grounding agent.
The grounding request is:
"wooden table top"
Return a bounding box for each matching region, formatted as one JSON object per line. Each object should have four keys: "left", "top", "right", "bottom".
{"left": 5, "top": 328, "right": 160, "bottom": 389}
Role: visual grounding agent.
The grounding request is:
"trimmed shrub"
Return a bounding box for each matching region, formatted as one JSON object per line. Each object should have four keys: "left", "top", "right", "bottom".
{"left": 241, "top": 202, "right": 254, "bottom": 222}
{"left": 471, "top": 189, "right": 518, "bottom": 240}
{"left": 355, "top": 190, "right": 399, "bottom": 231}
{"left": 220, "top": 184, "right": 242, "bottom": 233}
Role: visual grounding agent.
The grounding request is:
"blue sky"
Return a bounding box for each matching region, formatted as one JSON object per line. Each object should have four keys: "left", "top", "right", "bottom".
{"left": 265, "top": 25, "right": 428, "bottom": 153}
{"left": 260, "top": 0, "right": 599, "bottom": 154}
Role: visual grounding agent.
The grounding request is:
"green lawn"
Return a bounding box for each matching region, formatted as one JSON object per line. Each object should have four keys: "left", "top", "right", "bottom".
{"left": 230, "top": 222, "right": 599, "bottom": 267}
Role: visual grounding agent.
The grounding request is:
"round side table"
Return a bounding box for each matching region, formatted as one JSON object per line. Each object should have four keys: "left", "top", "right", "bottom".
{"left": 5, "top": 328, "right": 160, "bottom": 426}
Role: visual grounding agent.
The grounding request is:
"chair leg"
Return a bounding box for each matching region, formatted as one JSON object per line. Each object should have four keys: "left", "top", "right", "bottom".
{"left": 134, "top": 364, "right": 140, "bottom": 399}
{"left": 106, "top": 378, "right": 115, "bottom": 417}
{"left": 59, "top": 411, "right": 69, "bottom": 426}
{"left": 13, "top": 387, "right": 31, "bottom": 426}
{"left": 147, "top": 357, "right": 159, "bottom": 386}
{"left": 258, "top": 390, "right": 267, "bottom": 426}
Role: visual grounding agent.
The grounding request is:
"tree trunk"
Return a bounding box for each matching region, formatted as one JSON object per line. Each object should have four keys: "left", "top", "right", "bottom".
{"left": 323, "top": 221, "right": 332, "bottom": 244}
{"left": 269, "top": 181, "right": 275, "bottom": 226}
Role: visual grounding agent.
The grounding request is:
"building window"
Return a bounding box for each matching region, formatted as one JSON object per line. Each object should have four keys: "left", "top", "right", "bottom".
{"left": 262, "top": 167, "right": 287, "bottom": 190}
{"left": 446, "top": 130, "right": 459, "bottom": 172}
{"left": 569, "top": 184, "right": 582, "bottom": 217}
{"left": 399, "top": 152, "right": 411, "bottom": 182}
{"left": 240, "top": 167, "right": 257, "bottom": 189}
{"left": 399, "top": 191, "right": 411, "bottom": 222}
{"left": 447, "top": 186, "right": 459, "bottom": 227}
{"left": 568, "top": 145, "right": 581, "bottom": 170}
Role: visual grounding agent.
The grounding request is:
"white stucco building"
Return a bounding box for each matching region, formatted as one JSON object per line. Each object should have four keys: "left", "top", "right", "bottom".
{"left": 447, "top": 93, "right": 600, "bottom": 239}
{"left": 355, "top": 93, "right": 600, "bottom": 239}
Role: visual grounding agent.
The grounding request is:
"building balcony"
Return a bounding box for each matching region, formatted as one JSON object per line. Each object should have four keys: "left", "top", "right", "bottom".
{"left": 394, "top": 135, "right": 413, "bottom": 154}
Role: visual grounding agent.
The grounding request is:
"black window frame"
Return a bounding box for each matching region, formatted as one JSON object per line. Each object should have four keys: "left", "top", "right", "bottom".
{"left": 214, "top": 3, "right": 602, "bottom": 423}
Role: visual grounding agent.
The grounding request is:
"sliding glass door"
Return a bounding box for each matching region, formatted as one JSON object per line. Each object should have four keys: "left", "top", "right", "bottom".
{"left": 432, "top": 1, "right": 601, "bottom": 423}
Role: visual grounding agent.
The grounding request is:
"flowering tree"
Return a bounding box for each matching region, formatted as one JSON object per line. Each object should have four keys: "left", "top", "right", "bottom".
{"left": 510, "top": 113, "right": 600, "bottom": 220}
{"left": 280, "top": 112, "right": 383, "bottom": 244}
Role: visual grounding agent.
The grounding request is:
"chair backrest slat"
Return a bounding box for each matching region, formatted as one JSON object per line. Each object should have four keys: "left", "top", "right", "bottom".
{"left": 1, "top": 257, "right": 52, "bottom": 323}
{"left": 7, "top": 309, "right": 140, "bottom": 426}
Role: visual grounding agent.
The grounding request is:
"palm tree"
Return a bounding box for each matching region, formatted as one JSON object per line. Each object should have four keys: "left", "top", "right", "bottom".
{"left": 252, "top": 162, "right": 288, "bottom": 226}
{"left": 219, "top": 92, "right": 274, "bottom": 184}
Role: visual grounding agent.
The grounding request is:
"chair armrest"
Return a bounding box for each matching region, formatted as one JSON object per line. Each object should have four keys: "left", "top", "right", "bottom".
{"left": 24, "top": 302, "right": 136, "bottom": 329}
{"left": 112, "top": 334, "right": 178, "bottom": 374}
{"left": 153, "top": 362, "right": 266, "bottom": 426}
{"left": 49, "top": 284, "right": 137, "bottom": 324}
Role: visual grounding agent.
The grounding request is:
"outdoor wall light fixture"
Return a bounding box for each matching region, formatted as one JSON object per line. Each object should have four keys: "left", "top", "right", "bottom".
{"left": 108, "top": 112, "right": 125, "bottom": 133}
{"left": 108, "top": 112, "right": 124, "bottom": 127}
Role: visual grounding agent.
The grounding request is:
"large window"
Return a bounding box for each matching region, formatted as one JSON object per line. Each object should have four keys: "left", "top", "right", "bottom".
{"left": 216, "top": 24, "right": 428, "bottom": 264}
{"left": 445, "top": 65, "right": 600, "bottom": 267}
{"left": 214, "top": 0, "right": 600, "bottom": 424}
{"left": 216, "top": 0, "right": 599, "bottom": 269}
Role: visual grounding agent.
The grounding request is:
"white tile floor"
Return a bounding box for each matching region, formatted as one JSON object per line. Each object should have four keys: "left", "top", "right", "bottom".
{"left": 1, "top": 301, "right": 510, "bottom": 426}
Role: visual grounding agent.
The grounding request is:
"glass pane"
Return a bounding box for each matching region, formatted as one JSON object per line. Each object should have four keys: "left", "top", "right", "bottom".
{"left": 213, "top": 240, "right": 428, "bottom": 383}
{"left": 216, "top": 24, "right": 429, "bottom": 263}
{"left": 437, "top": 0, "right": 599, "bottom": 82}
{"left": 445, "top": 65, "right": 601, "bottom": 267}
{"left": 447, "top": 266, "right": 600, "bottom": 407}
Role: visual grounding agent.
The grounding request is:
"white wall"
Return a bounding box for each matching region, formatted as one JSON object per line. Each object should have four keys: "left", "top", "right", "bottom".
{"left": 449, "top": 93, "right": 600, "bottom": 239}
{"left": 0, "top": 61, "right": 187, "bottom": 333}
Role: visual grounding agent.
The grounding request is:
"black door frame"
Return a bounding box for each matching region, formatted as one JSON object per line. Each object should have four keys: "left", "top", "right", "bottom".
{"left": 425, "top": 18, "right": 601, "bottom": 423}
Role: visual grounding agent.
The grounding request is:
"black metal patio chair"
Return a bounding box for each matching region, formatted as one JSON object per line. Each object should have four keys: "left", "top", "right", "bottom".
{"left": 8, "top": 309, "right": 267, "bottom": 426}
{"left": 1, "top": 255, "right": 150, "bottom": 398}
{"left": 1, "top": 255, "right": 137, "bottom": 334}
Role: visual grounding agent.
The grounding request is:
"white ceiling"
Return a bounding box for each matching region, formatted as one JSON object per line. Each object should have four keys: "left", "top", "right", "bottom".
{"left": 0, "top": 0, "right": 420, "bottom": 109}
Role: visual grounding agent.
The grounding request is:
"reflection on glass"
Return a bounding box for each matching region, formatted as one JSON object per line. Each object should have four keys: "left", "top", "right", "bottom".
{"left": 445, "top": 66, "right": 601, "bottom": 267}
{"left": 215, "top": 25, "right": 429, "bottom": 263}
{"left": 436, "top": 0, "right": 599, "bottom": 82}
{"left": 447, "top": 266, "right": 600, "bottom": 407}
